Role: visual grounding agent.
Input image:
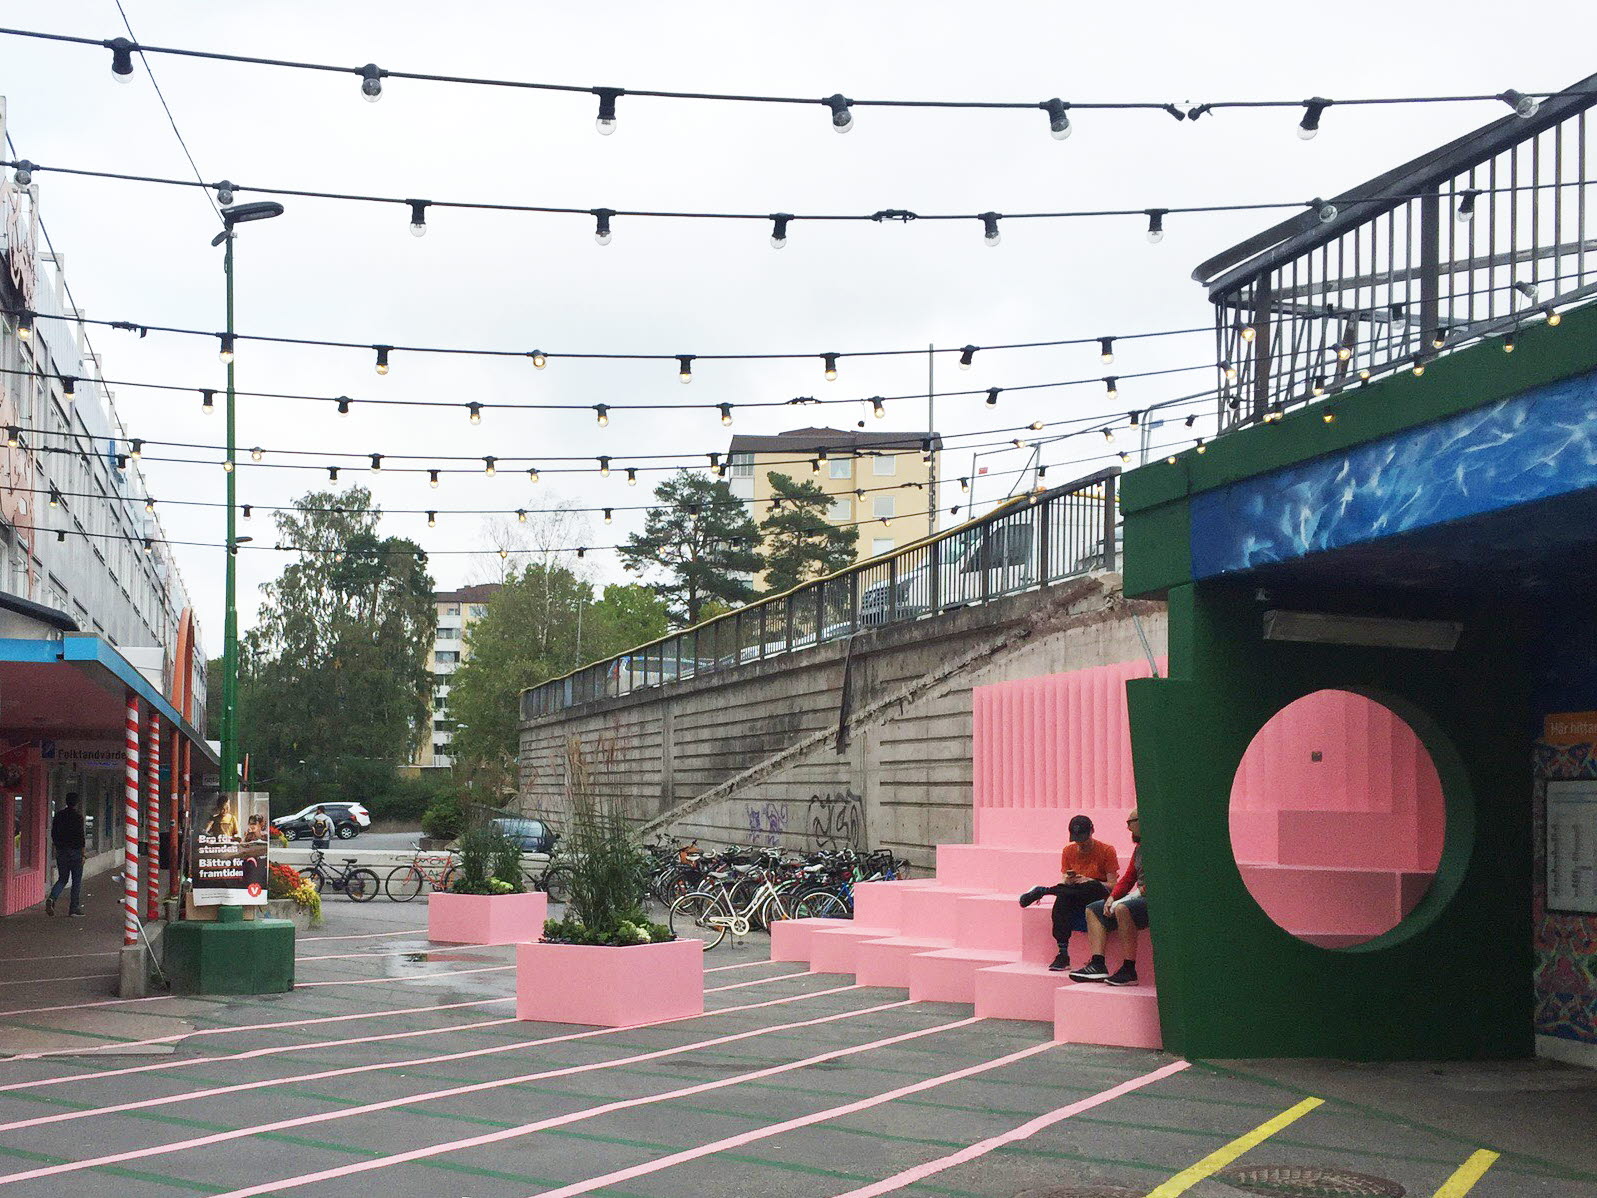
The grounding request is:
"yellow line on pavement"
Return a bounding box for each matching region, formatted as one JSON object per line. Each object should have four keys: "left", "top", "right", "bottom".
{"left": 1142, "top": 1096, "right": 1324, "bottom": 1197}
{"left": 1433, "top": 1149, "right": 1500, "bottom": 1196}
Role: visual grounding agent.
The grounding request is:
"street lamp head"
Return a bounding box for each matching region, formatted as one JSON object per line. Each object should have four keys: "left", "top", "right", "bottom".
{"left": 221, "top": 201, "right": 285, "bottom": 228}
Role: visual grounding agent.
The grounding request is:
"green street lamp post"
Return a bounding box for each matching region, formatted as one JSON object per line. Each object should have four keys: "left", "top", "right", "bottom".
{"left": 212, "top": 202, "right": 284, "bottom": 800}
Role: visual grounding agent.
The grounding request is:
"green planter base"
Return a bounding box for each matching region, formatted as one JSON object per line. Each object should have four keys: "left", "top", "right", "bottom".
{"left": 163, "top": 916, "right": 297, "bottom": 995}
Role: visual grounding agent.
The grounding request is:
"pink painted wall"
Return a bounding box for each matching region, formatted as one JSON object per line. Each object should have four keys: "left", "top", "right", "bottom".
{"left": 2, "top": 762, "right": 47, "bottom": 917}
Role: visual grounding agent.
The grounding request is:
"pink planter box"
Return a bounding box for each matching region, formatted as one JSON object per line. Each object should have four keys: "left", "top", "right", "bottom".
{"left": 428, "top": 890, "right": 548, "bottom": 945}
{"left": 517, "top": 937, "right": 704, "bottom": 1027}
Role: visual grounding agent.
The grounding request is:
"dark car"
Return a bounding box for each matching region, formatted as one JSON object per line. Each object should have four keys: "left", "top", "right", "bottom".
{"left": 272, "top": 802, "right": 371, "bottom": 841}
{"left": 491, "top": 816, "right": 558, "bottom": 856}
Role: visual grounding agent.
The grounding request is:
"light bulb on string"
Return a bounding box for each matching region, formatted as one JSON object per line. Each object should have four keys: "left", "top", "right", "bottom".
{"left": 108, "top": 37, "right": 135, "bottom": 83}
{"left": 130, "top": 438, "right": 142, "bottom": 459}
{"left": 374, "top": 346, "right": 391, "bottom": 375}
{"left": 626, "top": 467, "right": 637, "bottom": 485}
{"left": 16, "top": 313, "right": 32, "bottom": 341}
{"left": 1144, "top": 209, "right": 1167, "bottom": 244}
{"left": 1239, "top": 325, "right": 1256, "bottom": 343}
{"left": 528, "top": 467, "right": 540, "bottom": 483}
{"left": 1297, "top": 97, "right": 1330, "bottom": 139}
{"left": 407, "top": 200, "right": 429, "bottom": 237}
{"left": 980, "top": 212, "right": 1001, "bottom": 247}
{"left": 250, "top": 446, "right": 263, "bottom": 462}
{"left": 215, "top": 180, "right": 235, "bottom": 205}
{"left": 242, "top": 505, "right": 252, "bottom": 520}
{"left": 593, "top": 87, "right": 622, "bottom": 135}
{"left": 468, "top": 402, "right": 482, "bottom": 424}
{"left": 516, "top": 509, "right": 527, "bottom": 523}
{"left": 484, "top": 456, "right": 496, "bottom": 476}
{"left": 218, "top": 334, "right": 235, "bottom": 364}
{"left": 531, "top": 350, "right": 547, "bottom": 369}
{"left": 592, "top": 208, "right": 614, "bottom": 246}
{"left": 822, "top": 353, "right": 839, "bottom": 381}
{"left": 719, "top": 403, "right": 733, "bottom": 426}
{"left": 824, "top": 93, "right": 854, "bottom": 133}
{"left": 1456, "top": 189, "right": 1479, "bottom": 223}
{"left": 370, "top": 453, "right": 382, "bottom": 472}
{"left": 359, "top": 63, "right": 383, "bottom": 102}
{"left": 426, "top": 511, "right": 436, "bottom": 528}
{"left": 769, "top": 213, "right": 792, "bottom": 249}
{"left": 1099, "top": 337, "right": 1115, "bottom": 365}
{"left": 986, "top": 387, "right": 1000, "bottom": 406}
{"left": 1041, "top": 97, "right": 1071, "bottom": 140}
{"left": 871, "top": 397, "right": 885, "bottom": 419}
{"left": 958, "top": 345, "right": 977, "bottom": 370}
{"left": 677, "top": 355, "right": 694, "bottom": 384}
{"left": 603, "top": 508, "right": 612, "bottom": 524}
{"left": 327, "top": 466, "right": 340, "bottom": 481}
{"left": 1104, "top": 376, "right": 1118, "bottom": 400}
{"left": 337, "top": 397, "right": 351, "bottom": 415}
{"left": 1102, "top": 428, "right": 1115, "bottom": 443}
{"left": 1499, "top": 89, "right": 1540, "bottom": 118}
{"left": 595, "top": 404, "right": 610, "bottom": 427}
{"left": 201, "top": 389, "right": 216, "bottom": 415}
{"left": 11, "top": 161, "right": 33, "bottom": 187}
{"left": 598, "top": 456, "right": 611, "bottom": 478}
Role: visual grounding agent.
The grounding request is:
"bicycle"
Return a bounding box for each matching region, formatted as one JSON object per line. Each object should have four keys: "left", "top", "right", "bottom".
{"left": 305, "top": 849, "right": 379, "bottom": 902}
{"left": 668, "top": 864, "right": 800, "bottom": 950}
{"left": 384, "top": 844, "right": 456, "bottom": 901}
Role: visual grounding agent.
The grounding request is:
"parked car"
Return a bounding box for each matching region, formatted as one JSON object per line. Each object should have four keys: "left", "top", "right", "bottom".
{"left": 273, "top": 802, "right": 371, "bottom": 841}
{"left": 490, "top": 816, "right": 559, "bottom": 856}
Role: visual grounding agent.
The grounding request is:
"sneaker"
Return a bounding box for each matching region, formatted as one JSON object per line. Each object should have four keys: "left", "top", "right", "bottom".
{"left": 69, "top": 910, "right": 86, "bottom": 918}
{"left": 44, "top": 896, "right": 55, "bottom": 916}
{"left": 1018, "top": 886, "right": 1048, "bottom": 909}
{"left": 1068, "top": 956, "right": 1108, "bottom": 982}
{"left": 1047, "top": 951, "right": 1070, "bottom": 972}
{"left": 1105, "top": 962, "right": 1139, "bottom": 986}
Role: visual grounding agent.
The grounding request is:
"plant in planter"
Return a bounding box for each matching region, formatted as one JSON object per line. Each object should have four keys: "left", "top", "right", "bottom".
{"left": 266, "top": 862, "right": 321, "bottom": 927}
{"left": 517, "top": 738, "right": 702, "bottom": 1026}
{"left": 428, "top": 819, "right": 545, "bottom": 945}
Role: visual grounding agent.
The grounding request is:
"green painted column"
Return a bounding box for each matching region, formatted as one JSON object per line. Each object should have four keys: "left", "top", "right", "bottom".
{"left": 1126, "top": 581, "right": 1534, "bottom": 1060}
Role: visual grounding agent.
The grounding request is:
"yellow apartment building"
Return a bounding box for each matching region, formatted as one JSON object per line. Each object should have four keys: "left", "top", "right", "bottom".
{"left": 407, "top": 582, "right": 500, "bottom": 772}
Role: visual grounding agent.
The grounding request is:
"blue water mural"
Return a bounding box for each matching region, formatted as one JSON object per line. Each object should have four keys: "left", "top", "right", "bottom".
{"left": 1191, "top": 369, "right": 1597, "bottom": 578}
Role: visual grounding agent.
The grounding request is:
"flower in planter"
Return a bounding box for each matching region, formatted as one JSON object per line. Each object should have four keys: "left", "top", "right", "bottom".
{"left": 289, "top": 881, "right": 322, "bottom": 923}
{"left": 267, "top": 862, "right": 304, "bottom": 900}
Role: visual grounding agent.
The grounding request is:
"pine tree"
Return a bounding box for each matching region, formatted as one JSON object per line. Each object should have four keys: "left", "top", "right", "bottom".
{"left": 758, "top": 472, "right": 860, "bottom": 592}
{"left": 618, "top": 471, "right": 761, "bottom": 624}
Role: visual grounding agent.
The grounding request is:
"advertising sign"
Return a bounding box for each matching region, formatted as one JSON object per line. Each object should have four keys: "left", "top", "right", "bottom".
{"left": 1547, "top": 780, "right": 1597, "bottom": 915}
{"left": 189, "top": 791, "right": 270, "bottom": 906}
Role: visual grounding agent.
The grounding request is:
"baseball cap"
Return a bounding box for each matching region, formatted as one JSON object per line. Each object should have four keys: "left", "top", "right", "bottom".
{"left": 1067, "top": 815, "right": 1094, "bottom": 838}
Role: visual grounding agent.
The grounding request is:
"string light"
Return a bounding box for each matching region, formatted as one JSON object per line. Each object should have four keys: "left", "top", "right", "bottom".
{"left": 959, "top": 477, "right": 970, "bottom": 493}
{"left": 484, "top": 456, "right": 496, "bottom": 476}
{"left": 218, "top": 333, "right": 235, "bottom": 363}
{"left": 144, "top": 497, "right": 154, "bottom": 513}
{"left": 986, "top": 387, "right": 1000, "bottom": 406}
{"left": 531, "top": 350, "right": 547, "bottom": 368}
{"left": 61, "top": 375, "right": 75, "bottom": 399}
{"left": 499, "top": 548, "right": 509, "bottom": 560}
{"left": 11, "top": 160, "right": 32, "bottom": 187}
{"left": 719, "top": 403, "right": 733, "bottom": 426}
{"left": 201, "top": 389, "right": 215, "bottom": 415}
{"left": 528, "top": 467, "right": 540, "bottom": 483}
{"left": 959, "top": 345, "right": 977, "bottom": 370}
{"left": 603, "top": 508, "right": 612, "bottom": 524}
{"left": 1239, "top": 325, "right": 1256, "bottom": 343}
{"left": 242, "top": 504, "right": 252, "bottom": 519}
{"left": 593, "top": 208, "right": 614, "bottom": 245}
{"left": 426, "top": 510, "right": 436, "bottom": 527}
{"left": 360, "top": 62, "right": 383, "bottom": 102}
{"left": 1184, "top": 413, "right": 1198, "bottom": 427}
{"left": 516, "top": 508, "right": 527, "bottom": 522}
{"left": 1456, "top": 188, "right": 1479, "bottom": 223}
{"left": 625, "top": 467, "right": 637, "bottom": 485}
{"left": 1098, "top": 337, "right": 1115, "bottom": 365}
{"left": 770, "top": 213, "right": 792, "bottom": 249}
{"left": 810, "top": 458, "right": 821, "bottom": 475}
{"left": 130, "top": 437, "right": 142, "bottom": 459}
{"left": 250, "top": 446, "right": 263, "bottom": 461}
{"left": 1311, "top": 376, "right": 1326, "bottom": 397}
{"left": 1104, "top": 377, "right": 1118, "bottom": 400}
{"left": 16, "top": 313, "right": 31, "bottom": 341}
{"left": 824, "top": 93, "right": 854, "bottom": 133}
{"left": 1041, "top": 97, "right": 1071, "bottom": 140}
{"left": 1513, "top": 280, "right": 1539, "bottom": 303}
{"left": 677, "top": 355, "right": 694, "bottom": 384}
{"left": 468, "top": 402, "right": 482, "bottom": 424}
{"left": 1222, "top": 360, "right": 1237, "bottom": 381}
{"left": 337, "top": 396, "right": 351, "bottom": 415}
{"left": 1129, "top": 410, "right": 1140, "bottom": 426}
{"left": 1102, "top": 428, "right": 1115, "bottom": 443}
{"left": 374, "top": 345, "right": 391, "bottom": 375}
{"left": 107, "top": 36, "right": 134, "bottom": 82}
{"left": 4, "top": 425, "right": 16, "bottom": 448}
{"left": 408, "top": 199, "right": 429, "bottom": 237}
{"left": 981, "top": 212, "right": 1001, "bottom": 247}
{"left": 1411, "top": 355, "right": 1426, "bottom": 377}
{"left": 1322, "top": 410, "right": 1336, "bottom": 424}
{"left": 215, "top": 179, "right": 235, "bottom": 205}
{"left": 327, "top": 466, "right": 340, "bottom": 480}
{"left": 1297, "top": 97, "right": 1331, "bottom": 139}
{"left": 370, "top": 453, "right": 382, "bottom": 471}
{"left": 871, "top": 397, "right": 885, "bottom": 419}
{"left": 1145, "top": 209, "right": 1166, "bottom": 244}
{"left": 595, "top": 404, "right": 610, "bottom": 427}
{"left": 1546, "top": 306, "right": 1562, "bottom": 327}
{"left": 1166, "top": 454, "right": 1178, "bottom": 465}
{"left": 577, "top": 547, "right": 586, "bottom": 559}
{"left": 1503, "top": 332, "right": 1517, "bottom": 353}
{"left": 594, "top": 86, "right": 622, "bottom": 135}
{"left": 598, "top": 455, "right": 611, "bottom": 477}
{"left": 1499, "top": 88, "right": 1540, "bottom": 118}
{"left": 822, "top": 353, "right": 839, "bottom": 381}
{"left": 1194, "top": 438, "right": 1207, "bottom": 454}
{"left": 143, "top": 538, "right": 153, "bottom": 554}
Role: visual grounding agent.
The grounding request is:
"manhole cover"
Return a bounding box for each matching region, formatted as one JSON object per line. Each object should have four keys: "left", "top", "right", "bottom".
{"left": 1217, "top": 1165, "right": 1406, "bottom": 1196}
{"left": 1012, "top": 1188, "right": 1141, "bottom": 1198}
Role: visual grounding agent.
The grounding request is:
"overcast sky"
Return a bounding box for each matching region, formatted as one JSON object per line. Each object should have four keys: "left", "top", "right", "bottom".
{"left": 6, "top": 1, "right": 1594, "bottom": 643}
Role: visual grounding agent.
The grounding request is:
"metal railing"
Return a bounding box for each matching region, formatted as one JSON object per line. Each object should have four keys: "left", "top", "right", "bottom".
{"left": 1196, "top": 73, "right": 1597, "bottom": 430}
{"left": 522, "top": 468, "right": 1119, "bottom": 720}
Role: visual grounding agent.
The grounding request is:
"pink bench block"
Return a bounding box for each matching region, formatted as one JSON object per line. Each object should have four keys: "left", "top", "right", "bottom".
{"left": 898, "top": 885, "right": 985, "bottom": 937}
{"left": 936, "top": 844, "right": 1063, "bottom": 890}
{"left": 852, "top": 879, "right": 928, "bottom": 926}
{"left": 428, "top": 890, "right": 548, "bottom": 946}
{"left": 908, "top": 947, "right": 1016, "bottom": 1003}
{"left": 855, "top": 935, "right": 950, "bottom": 988}
{"left": 770, "top": 917, "right": 846, "bottom": 963}
{"left": 809, "top": 925, "right": 894, "bottom": 975}
{"left": 1053, "top": 981, "right": 1162, "bottom": 1049}
{"left": 955, "top": 894, "right": 1029, "bottom": 953}
{"left": 516, "top": 938, "right": 703, "bottom": 1027}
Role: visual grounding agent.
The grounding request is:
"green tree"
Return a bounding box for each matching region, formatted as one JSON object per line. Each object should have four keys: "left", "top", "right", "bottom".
{"left": 445, "top": 567, "right": 668, "bottom": 793}
{"left": 617, "top": 471, "right": 760, "bottom": 624}
{"left": 757, "top": 472, "right": 860, "bottom": 592}
{"left": 238, "top": 487, "right": 435, "bottom": 809}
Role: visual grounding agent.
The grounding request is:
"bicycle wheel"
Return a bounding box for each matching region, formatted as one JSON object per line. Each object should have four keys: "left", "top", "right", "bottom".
{"left": 540, "top": 865, "right": 573, "bottom": 904}
{"left": 795, "top": 890, "right": 850, "bottom": 920}
{"left": 385, "top": 865, "right": 424, "bottom": 902}
{"left": 346, "top": 868, "right": 381, "bottom": 902}
{"left": 306, "top": 867, "right": 326, "bottom": 894}
{"left": 438, "top": 865, "right": 455, "bottom": 892}
{"left": 669, "top": 892, "right": 726, "bottom": 950}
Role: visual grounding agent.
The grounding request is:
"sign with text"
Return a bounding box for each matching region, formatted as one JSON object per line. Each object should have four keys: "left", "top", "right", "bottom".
{"left": 188, "top": 791, "right": 270, "bottom": 906}
{"left": 1547, "top": 780, "right": 1597, "bottom": 915}
{"left": 1543, "top": 711, "right": 1597, "bottom": 746}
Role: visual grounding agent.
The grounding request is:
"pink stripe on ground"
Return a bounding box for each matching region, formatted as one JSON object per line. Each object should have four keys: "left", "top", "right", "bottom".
{"left": 828, "top": 1060, "right": 1192, "bottom": 1198}
{"left": 3, "top": 997, "right": 513, "bottom": 1063}
{"left": 705, "top": 959, "right": 791, "bottom": 973}
{"left": 0, "top": 984, "right": 869, "bottom": 1133}
{"left": 0, "top": 989, "right": 909, "bottom": 1188}
{"left": 296, "top": 946, "right": 506, "bottom": 963}
{"left": 205, "top": 1013, "right": 981, "bottom": 1198}
{"left": 530, "top": 1037, "right": 1067, "bottom": 1197}
{"left": 297, "top": 964, "right": 514, "bottom": 987}
{"left": 703, "top": 969, "right": 809, "bottom": 993}
{"left": 0, "top": 973, "right": 117, "bottom": 988}
{"left": 0, "top": 992, "right": 180, "bottom": 1019}
{"left": 296, "top": 928, "right": 424, "bottom": 942}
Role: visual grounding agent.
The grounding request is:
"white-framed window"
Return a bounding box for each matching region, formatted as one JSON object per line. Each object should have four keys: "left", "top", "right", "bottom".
{"left": 444, "top": 603, "right": 460, "bottom": 616}
{"left": 871, "top": 537, "right": 894, "bottom": 556}
{"left": 730, "top": 452, "right": 755, "bottom": 478}
{"left": 873, "top": 453, "right": 897, "bottom": 477}
{"left": 829, "top": 498, "right": 852, "bottom": 522}
{"left": 468, "top": 604, "right": 487, "bottom": 618}
{"left": 873, "top": 495, "right": 895, "bottom": 519}
{"left": 828, "top": 457, "right": 851, "bottom": 480}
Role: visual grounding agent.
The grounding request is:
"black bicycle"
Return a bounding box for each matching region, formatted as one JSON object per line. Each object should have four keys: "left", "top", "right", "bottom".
{"left": 306, "top": 849, "right": 379, "bottom": 902}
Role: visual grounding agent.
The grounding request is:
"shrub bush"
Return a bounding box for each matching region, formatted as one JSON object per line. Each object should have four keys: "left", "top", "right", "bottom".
{"left": 421, "top": 792, "right": 465, "bottom": 840}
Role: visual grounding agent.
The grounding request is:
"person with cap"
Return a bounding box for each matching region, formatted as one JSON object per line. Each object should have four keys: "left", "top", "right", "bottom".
{"left": 1070, "top": 807, "right": 1148, "bottom": 986}
{"left": 1017, "top": 814, "right": 1119, "bottom": 972}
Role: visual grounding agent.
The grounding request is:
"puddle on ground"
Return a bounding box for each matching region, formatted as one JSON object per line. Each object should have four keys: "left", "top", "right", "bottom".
{"left": 397, "top": 950, "right": 502, "bottom": 966}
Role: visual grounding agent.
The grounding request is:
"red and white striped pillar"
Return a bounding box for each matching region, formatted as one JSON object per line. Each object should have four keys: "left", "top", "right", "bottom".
{"left": 123, "top": 692, "right": 142, "bottom": 946}
{"left": 144, "top": 708, "right": 162, "bottom": 922}
{"left": 169, "top": 728, "right": 185, "bottom": 901}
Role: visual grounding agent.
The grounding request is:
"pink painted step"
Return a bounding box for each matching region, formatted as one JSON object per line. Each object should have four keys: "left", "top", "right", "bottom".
{"left": 770, "top": 918, "right": 847, "bottom": 962}
{"left": 1237, "top": 863, "right": 1432, "bottom": 935}
{"left": 809, "top": 923, "right": 898, "bottom": 975}
{"left": 897, "top": 884, "right": 987, "bottom": 938}
{"left": 936, "top": 844, "right": 1063, "bottom": 891}
{"left": 855, "top": 935, "right": 952, "bottom": 988}
{"left": 1053, "top": 980, "right": 1161, "bottom": 1049}
{"left": 909, "top": 948, "right": 1016, "bottom": 1003}
{"left": 974, "top": 933, "right": 1157, "bottom": 1023}
{"left": 904, "top": 896, "right": 1065, "bottom": 1003}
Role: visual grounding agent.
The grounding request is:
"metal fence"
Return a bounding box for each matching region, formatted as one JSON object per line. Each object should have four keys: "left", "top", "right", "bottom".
{"left": 1196, "top": 73, "right": 1597, "bottom": 430}
{"left": 522, "top": 468, "right": 1119, "bottom": 720}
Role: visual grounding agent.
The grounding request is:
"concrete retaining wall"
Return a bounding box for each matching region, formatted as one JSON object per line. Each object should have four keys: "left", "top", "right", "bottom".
{"left": 518, "top": 576, "right": 1166, "bottom": 868}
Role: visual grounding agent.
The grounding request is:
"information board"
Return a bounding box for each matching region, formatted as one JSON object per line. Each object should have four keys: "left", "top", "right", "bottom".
{"left": 1547, "top": 780, "right": 1597, "bottom": 915}
{"left": 188, "top": 791, "right": 271, "bottom": 907}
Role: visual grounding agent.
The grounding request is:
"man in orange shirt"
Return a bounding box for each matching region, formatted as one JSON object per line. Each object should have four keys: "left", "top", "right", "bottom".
{"left": 1018, "top": 814, "right": 1119, "bottom": 972}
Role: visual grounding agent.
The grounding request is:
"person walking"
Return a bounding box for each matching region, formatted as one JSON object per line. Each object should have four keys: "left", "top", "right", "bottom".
{"left": 308, "top": 806, "right": 333, "bottom": 850}
{"left": 1017, "top": 814, "right": 1120, "bottom": 971}
{"left": 45, "top": 793, "right": 86, "bottom": 917}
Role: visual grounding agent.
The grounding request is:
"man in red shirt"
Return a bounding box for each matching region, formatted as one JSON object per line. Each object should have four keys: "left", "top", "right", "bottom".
{"left": 1018, "top": 814, "right": 1119, "bottom": 972}
{"left": 1070, "top": 808, "right": 1147, "bottom": 986}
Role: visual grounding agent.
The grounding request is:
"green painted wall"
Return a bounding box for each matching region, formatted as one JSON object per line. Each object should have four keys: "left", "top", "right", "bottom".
{"left": 1121, "top": 301, "right": 1597, "bottom": 599}
{"left": 1128, "top": 582, "right": 1533, "bottom": 1060}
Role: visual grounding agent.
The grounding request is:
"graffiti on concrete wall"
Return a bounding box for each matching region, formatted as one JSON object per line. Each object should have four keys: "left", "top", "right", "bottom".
{"left": 746, "top": 802, "right": 789, "bottom": 847}
{"left": 808, "top": 789, "right": 864, "bottom": 851}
